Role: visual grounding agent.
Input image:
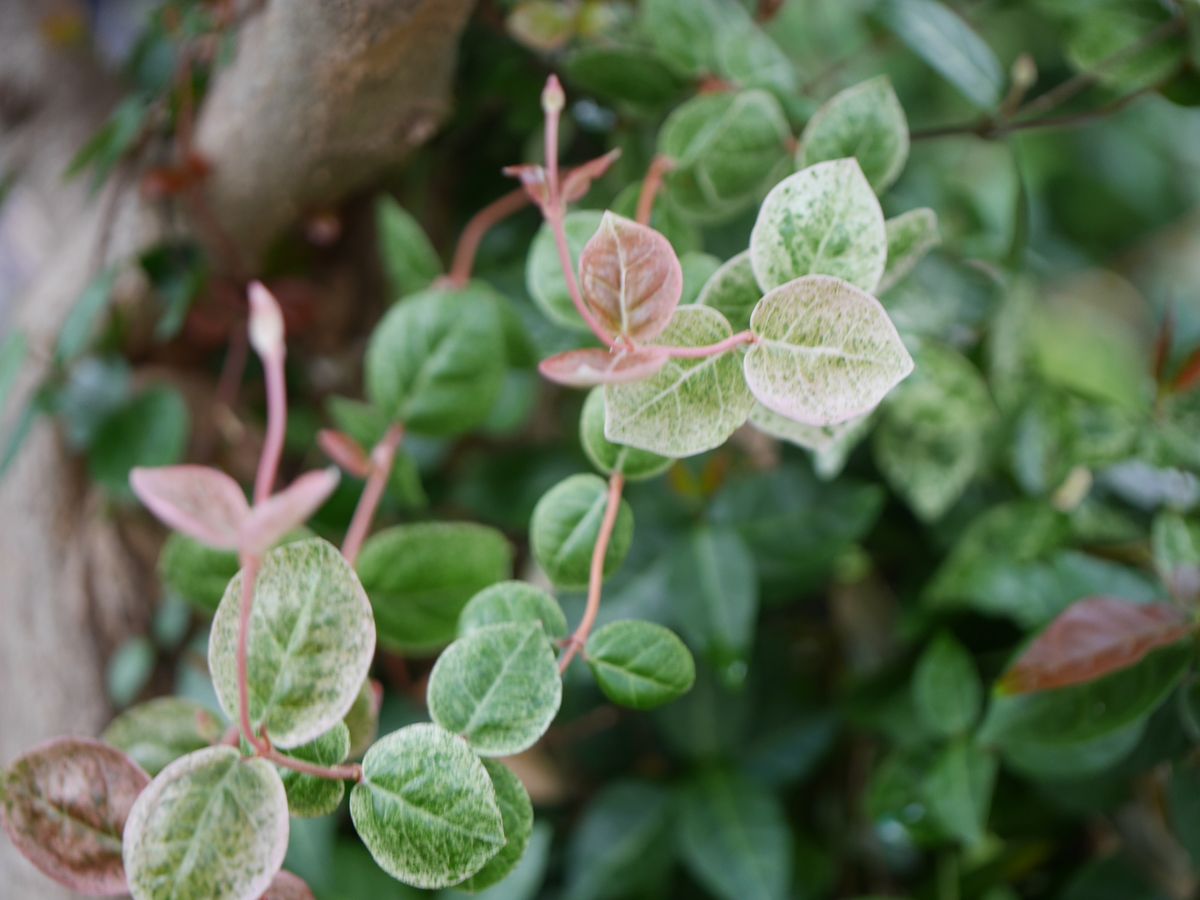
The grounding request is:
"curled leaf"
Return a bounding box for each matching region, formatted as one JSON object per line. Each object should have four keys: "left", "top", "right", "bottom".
{"left": 562, "top": 149, "right": 622, "bottom": 203}
{"left": 241, "top": 468, "right": 340, "bottom": 554}
{"left": 579, "top": 212, "right": 683, "bottom": 342}
{"left": 539, "top": 348, "right": 669, "bottom": 387}
{"left": 317, "top": 429, "right": 371, "bottom": 478}
{"left": 130, "top": 465, "right": 249, "bottom": 550}
{"left": 1001, "top": 597, "right": 1193, "bottom": 695}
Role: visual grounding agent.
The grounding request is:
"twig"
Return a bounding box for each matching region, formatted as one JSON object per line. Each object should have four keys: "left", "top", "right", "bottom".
{"left": 342, "top": 424, "right": 405, "bottom": 565}
{"left": 635, "top": 155, "right": 675, "bottom": 226}
{"left": 447, "top": 188, "right": 530, "bottom": 287}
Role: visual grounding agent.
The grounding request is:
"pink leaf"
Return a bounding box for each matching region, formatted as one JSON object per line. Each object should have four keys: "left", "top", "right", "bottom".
{"left": 241, "top": 468, "right": 340, "bottom": 554}
{"left": 539, "top": 347, "right": 669, "bottom": 387}
{"left": 130, "top": 466, "right": 249, "bottom": 550}
{"left": 502, "top": 164, "right": 551, "bottom": 208}
{"left": 1001, "top": 597, "right": 1193, "bottom": 695}
{"left": 318, "top": 429, "right": 371, "bottom": 478}
{"left": 261, "top": 870, "right": 315, "bottom": 899}
{"left": 0, "top": 737, "right": 149, "bottom": 895}
{"left": 562, "top": 149, "right": 622, "bottom": 204}
{"left": 248, "top": 281, "right": 285, "bottom": 361}
{"left": 579, "top": 211, "right": 682, "bottom": 342}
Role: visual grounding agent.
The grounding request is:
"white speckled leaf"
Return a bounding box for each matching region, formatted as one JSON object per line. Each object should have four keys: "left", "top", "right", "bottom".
{"left": 457, "top": 760, "right": 533, "bottom": 893}
{"left": 749, "top": 159, "right": 887, "bottom": 293}
{"left": 209, "top": 538, "right": 376, "bottom": 749}
{"left": 605, "top": 306, "right": 754, "bottom": 457}
{"left": 879, "top": 208, "right": 941, "bottom": 294}
{"left": 350, "top": 724, "right": 504, "bottom": 889}
{"left": 743, "top": 275, "right": 914, "bottom": 426}
{"left": 123, "top": 746, "right": 288, "bottom": 900}
{"left": 749, "top": 404, "right": 873, "bottom": 480}
{"left": 102, "top": 697, "right": 225, "bottom": 776}
{"left": 458, "top": 580, "right": 568, "bottom": 640}
{"left": 275, "top": 723, "right": 350, "bottom": 818}
{"left": 798, "top": 76, "right": 909, "bottom": 192}
{"left": 696, "top": 251, "right": 762, "bottom": 332}
{"left": 527, "top": 211, "right": 602, "bottom": 332}
{"left": 579, "top": 212, "right": 682, "bottom": 342}
{"left": 580, "top": 387, "right": 673, "bottom": 481}
{"left": 428, "top": 622, "right": 563, "bottom": 756}
{"left": 530, "top": 474, "right": 634, "bottom": 590}
{"left": 585, "top": 620, "right": 696, "bottom": 710}
{"left": 539, "top": 347, "right": 669, "bottom": 388}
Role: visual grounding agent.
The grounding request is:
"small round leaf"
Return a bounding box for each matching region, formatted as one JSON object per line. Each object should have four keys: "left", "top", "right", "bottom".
{"left": 798, "top": 76, "right": 910, "bottom": 193}
{"left": 580, "top": 387, "right": 673, "bottom": 481}
{"left": 276, "top": 723, "right": 351, "bottom": 818}
{"left": 530, "top": 474, "right": 634, "bottom": 589}
{"left": 458, "top": 580, "right": 569, "bottom": 640}
{"left": 458, "top": 760, "right": 534, "bottom": 893}
{"left": 585, "top": 620, "right": 696, "bottom": 710}
{"left": 696, "top": 251, "right": 762, "bottom": 332}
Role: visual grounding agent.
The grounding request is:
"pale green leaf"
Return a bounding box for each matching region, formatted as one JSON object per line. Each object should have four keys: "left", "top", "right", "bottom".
{"left": 715, "top": 23, "right": 798, "bottom": 96}
{"left": 912, "top": 632, "right": 982, "bottom": 737}
{"left": 1067, "top": 6, "right": 1185, "bottom": 93}
{"left": 102, "top": 698, "right": 225, "bottom": 776}
{"left": 357, "top": 522, "right": 513, "bottom": 653}
{"left": 585, "top": 620, "right": 695, "bottom": 710}
{"left": 0, "top": 331, "right": 27, "bottom": 411}
{"left": 679, "top": 252, "right": 722, "bottom": 305}
{"left": 526, "top": 211, "right": 601, "bottom": 332}
{"left": 350, "top": 724, "right": 504, "bottom": 889}
{"left": 750, "top": 160, "right": 887, "bottom": 293}
{"left": 57, "top": 268, "right": 116, "bottom": 363}
{"left": 798, "top": 76, "right": 909, "bottom": 192}
{"left": 696, "top": 250, "right": 761, "bottom": 332}
{"left": 376, "top": 197, "right": 443, "bottom": 298}
{"left": 89, "top": 387, "right": 190, "bottom": 498}
{"left": 276, "top": 723, "right": 350, "bottom": 818}
{"left": 579, "top": 387, "right": 672, "bottom": 481}
{"left": 605, "top": 306, "right": 754, "bottom": 457}
{"left": 123, "top": 746, "right": 289, "bottom": 900}
{"left": 343, "top": 679, "right": 380, "bottom": 760}
{"left": 427, "top": 622, "right": 563, "bottom": 756}
{"left": 458, "top": 760, "right": 534, "bottom": 893}
{"left": 748, "top": 404, "right": 872, "bottom": 480}
{"left": 921, "top": 740, "right": 996, "bottom": 847}
{"left": 565, "top": 781, "right": 673, "bottom": 900}
{"left": 458, "top": 580, "right": 568, "bottom": 641}
{"left": 209, "top": 538, "right": 376, "bottom": 748}
{"left": 638, "top": 0, "right": 734, "bottom": 77}
{"left": 530, "top": 474, "right": 634, "bottom": 589}
{"left": 879, "top": 208, "right": 940, "bottom": 294}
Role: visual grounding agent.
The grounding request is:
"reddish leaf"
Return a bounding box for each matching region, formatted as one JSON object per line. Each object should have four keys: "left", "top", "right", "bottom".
{"left": 538, "top": 347, "right": 669, "bottom": 387}
{"left": 562, "top": 149, "right": 622, "bottom": 204}
{"left": 242, "top": 467, "right": 340, "bottom": 553}
{"left": 1173, "top": 345, "right": 1200, "bottom": 393}
{"left": 579, "top": 211, "right": 682, "bottom": 342}
{"left": 502, "top": 164, "right": 551, "bottom": 208}
{"left": 0, "top": 738, "right": 149, "bottom": 895}
{"left": 261, "top": 870, "right": 315, "bottom": 899}
{"left": 130, "top": 465, "right": 249, "bottom": 550}
{"left": 1001, "top": 597, "right": 1193, "bottom": 695}
{"left": 318, "top": 429, "right": 371, "bottom": 478}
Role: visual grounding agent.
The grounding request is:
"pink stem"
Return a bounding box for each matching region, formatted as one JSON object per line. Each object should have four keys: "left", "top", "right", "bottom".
{"left": 236, "top": 554, "right": 265, "bottom": 752}
{"left": 545, "top": 83, "right": 561, "bottom": 200}
{"left": 559, "top": 473, "right": 625, "bottom": 673}
{"left": 548, "top": 207, "right": 619, "bottom": 350}
{"left": 663, "top": 330, "right": 757, "bottom": 358}
{"left": 447, "top": 188, "right": 531, "bottom": 287}
{"left": 342, "top": 424, "right": 405, "bottom": 566}
{"left": 262, "top": 747, "right": 363, "bottom": 782}
{"left": 635, "top": 156, "right": 675, "bottom": 226}
{"left": 253, "top": 351, "right": 287, "bottom": 504}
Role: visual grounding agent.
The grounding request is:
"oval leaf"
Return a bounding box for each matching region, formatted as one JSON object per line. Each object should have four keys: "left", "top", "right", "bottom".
{"left": 241, "top": 468, "right": 339, "bottom": 554}
{"left": 130, "top": 465, "right": 248, "bottom": 550}
{"left": 457, "top": 760, "right": 534, "bottom": 893}
{"left": 1001, "top": 598, "right": 1193, "bottom": 695}
{"left": 274, "top": 723, "right": 350, "bottom": 819}
{"left": 579, "top": 212, "right": 682, "bottom": 342}
{"left": 458, "top": 580, "right": 569, "bottom": 640}
{"left": 744, "top": 275, "right": 913, "bottom": 426}
{"left": 913, "top": 631, "right": 983, "bottom": 737}
{"left": 605, "top": 306, "right": 755, "bottom": 457}
{"left": 530, "top": 474, "right": 634, "bottom": 590}
{"left": 798, "top": 76, "right": 910, "bottom": 193}
{"left": 749, "top": 159, "right": 887, "bottom": 293}
{"left": 102, "top": 698, "right": 225, "bottom": 776}
{"left": 586, "top": 620, "right": 696, "bottom": 710}
{"left": 123, "top": 746, "right": 288, "bottom": 900}
{"left": 1, "top": 738, "right": 149, "bottom": 896}
{"left": 696, "top": 250, "right": 762, "bottom": 332}
{"left": 350, "top": 724, "right": 505, "bottom": 889}
{"left": 580, "top": 387, "right": 673, "bottom": 481}
{"left": 428, "top": 622, "right": 563, "bottom": 756}
{"left": 209, "top": 538, "right": 376, "bottom": 748}
{"left": 539, "top": 347, "right": 669, "bottom": 388}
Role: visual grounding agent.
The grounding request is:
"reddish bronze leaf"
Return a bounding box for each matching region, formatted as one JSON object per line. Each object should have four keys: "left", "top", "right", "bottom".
{"left": 1001, "top": 597, "right": 1193, "bottom": 695}
{"left": 502, "top": 164, "right": 551, "bottom": 208}
{"left": 318, "top": 429, "right": 371, "bottom": 478}
{"left": 0, "top": 738, "right": 149, "bottom": 895}
{"left": 579, "top": 212, "right": 683, "bottom": 342}
{"left": 261, "top": 870, "right": 315, "bottom": 899}
{"left": 539, "top": 347, "right": 669, "bottom": 388}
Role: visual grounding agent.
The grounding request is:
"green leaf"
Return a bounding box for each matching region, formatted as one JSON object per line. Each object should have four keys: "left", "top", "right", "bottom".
{"left": 57, "top": 268, "right": 117, "bottom": 363}
{"left": 679, "top": 252, "right": 722, "bottom": 305}
{"left": 1168, "top": 763, "right": 1200, "bottom": 869}
{"left": 750, "top": 160, "right": 887, "bottom": 293}
{"left": 376, "top": 197, "right": 443, "bottom": 298}
{"left": 921, "top": 740, "right": 996, "bottom": 847}
{"left": 579, "top": 387, "right": 673, "bottom": 481}
{"left": 913, "top": 632, "right": 982, "bottom": 737}
{"left": 89, "top": 387, "right": 190, "bottom": 497}
{"left": 158, "top": 533, "right": 239, "bottom": 613}
{"left": 605, "top": 306, "right": 754, "bottom": 457}
{"left": 0, "top": 331, "right": 27, "bottom": 411}
{"left": 427, "top": 622, "right": 563, "bottom": 756}
{"left": 565, "top": 44, "right": 688, "bottom": 110}
{"left": 526, "top": 211, "right": 602, "bottom": 332}
{"left": 1067, "top": 5, "right": 1185, "bottom": 93}
{"left": 798, "top": 76, "right": 910, "bottom": 192}
{"left": 873, "top": 343, "right": 994, "bottom": 521}
{"left": 458, "top": 760, "right": 534, "bottom": 893}
{"left": 585, "top": 619, "right": 695, "bottom": 710}
{"left": 666, "top": 526, "right": 758, "bottom": 678}
{"left": 123, "top": 746, "right": 288, "bottom": 900}
{"left": 875, "top": 0, "right": 1004, "bottom": 109}
{"left": 677, "top": 770, "right": 792, "bottom": 900}
{"left": 715, "top": 22, "right": 798, "bottom": 96}
{"left": 530, "top": 474, "right": 634, "bottom": 589}
{"left": 638, "top": 0, "right": 733, "bottom": 77}
{"left": 66, "top": 96, "right": 148, "bottom": 189}
{"left": 102, "top": 697, "right": 224, "bottom": 776}
{"left": 365, "top": 284, "right": 505, "bottom": 436}
{"left": 209, "top": 538, "right": 376, "bottom": 748}
{"left": 744, "top": 275, "right": 913, "bottom": 426}
{"left": 659, "top": 90, "right": 791, "bottom": 223}
{"left": 276, "top": 723, "right": 351, "bottom": 818}
{"left": 1152, "top": 511, "right": 1200, "bottom": 598}
{"left": 696, "top": 250, "right": 761, "bottom": 332}
{"left": 879, "top": 208, "right": 940, "bottom": 294}
{"left": 458, "top": 580, "right": 568, "bottom": 641}
{"left": 357, "top": 522, "right": 513, "bottom": 653}
{"left": 565, "top": 781, "right": 674, "bottom": 900}
{"left": 350, "top": 724, "right": 505, "bottom": 890}
{"left": 343, "top": 680, "right": 381, "bottom": 760}
{"left": 748, "top": 405, "right": 872, "bottom": 480}
{"left": 1, "top": 738, "right": 150, "bottom": 895}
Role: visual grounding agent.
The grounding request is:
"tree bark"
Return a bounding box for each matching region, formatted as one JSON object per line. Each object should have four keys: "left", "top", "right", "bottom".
{"left": 0, "top": 1, "right": 475, "bottom": 894}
